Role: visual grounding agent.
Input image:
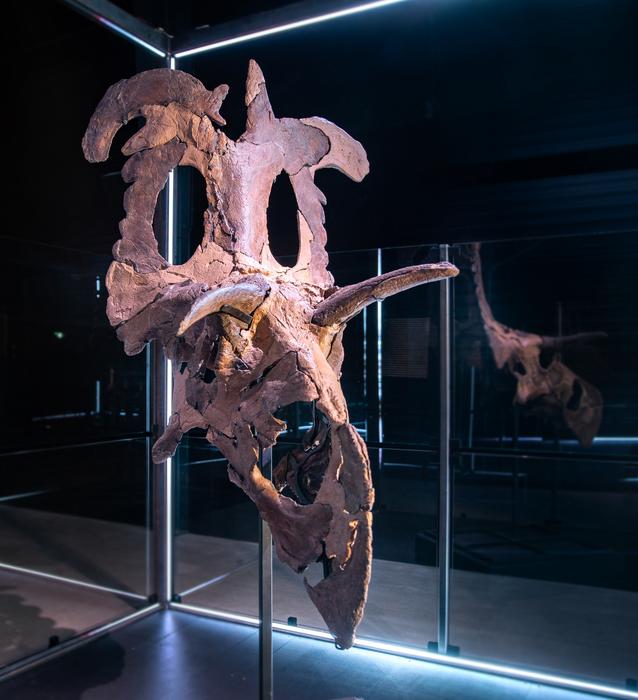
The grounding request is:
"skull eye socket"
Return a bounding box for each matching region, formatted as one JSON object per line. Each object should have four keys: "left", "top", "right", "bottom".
{"left": 170, "top": 166, "right": 210, "bottom": 265}
{"left": 266, "top": 173, "right": 300, "bottom": 267}
{"left": 513, "top": 361, "right": 527, "bottom": 376}
{"left": 567, "top": 379, "right": 583, "bottom": 411}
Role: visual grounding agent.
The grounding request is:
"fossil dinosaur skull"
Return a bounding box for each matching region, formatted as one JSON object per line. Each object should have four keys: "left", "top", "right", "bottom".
{"left": 83, "top": 61, "right": 458, "bottom": 648}
{"left": 470, "top": 243, "right": 604, "bottom": 446}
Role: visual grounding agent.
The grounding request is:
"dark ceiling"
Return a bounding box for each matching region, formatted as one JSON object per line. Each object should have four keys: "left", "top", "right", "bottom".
{"left": 108, "top": 0, "right": 298, "bottom": 36}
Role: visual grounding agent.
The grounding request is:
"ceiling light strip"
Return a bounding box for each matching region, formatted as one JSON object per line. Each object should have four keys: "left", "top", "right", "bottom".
{"left": 174, "top": 0, "right": 408, "bottom": 58}
{"left": 97, "top": 17, "right": 166, "bottom": 57}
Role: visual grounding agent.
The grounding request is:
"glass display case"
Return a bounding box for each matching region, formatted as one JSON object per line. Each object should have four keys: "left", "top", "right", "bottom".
{"left": 2, "top": 1, "right": 636, "bottom": 698}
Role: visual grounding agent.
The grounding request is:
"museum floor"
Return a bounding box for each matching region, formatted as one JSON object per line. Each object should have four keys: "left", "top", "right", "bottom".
{"left": 2, "top": 505, "right": 637, "bottom": 691}
{"left": 0, "top": 609, "right": 606, "bottom": 700}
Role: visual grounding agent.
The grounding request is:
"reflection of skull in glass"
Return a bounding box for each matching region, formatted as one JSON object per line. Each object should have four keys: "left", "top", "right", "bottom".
{"left": 470, "top": 243, "right": 604, "bottom": 446}
{"left": 83, "top": 61, "right": 458, "bottom": 648}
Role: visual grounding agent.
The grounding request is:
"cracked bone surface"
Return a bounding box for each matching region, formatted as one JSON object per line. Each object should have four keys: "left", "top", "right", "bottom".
{"left": 84, "top": 60, "right": 458, "bottom": 648}
{"left": 470, "top": 243, "right": 604, "bottom": 447}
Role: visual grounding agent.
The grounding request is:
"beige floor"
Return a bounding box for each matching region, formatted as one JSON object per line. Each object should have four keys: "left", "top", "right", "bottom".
{"left": 1, "top": 505, "right": 637, "bottom": 689}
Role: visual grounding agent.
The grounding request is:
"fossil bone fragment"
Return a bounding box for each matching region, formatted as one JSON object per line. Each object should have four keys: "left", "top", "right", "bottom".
{"left": 83, "top": 61, "right": 458, "bottom": 648}
{"left": 470, "top": 243, "right": 604, "bottom": 446}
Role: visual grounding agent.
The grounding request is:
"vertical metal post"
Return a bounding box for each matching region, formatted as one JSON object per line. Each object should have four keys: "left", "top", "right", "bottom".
{"left": 153, "top": 53, "right": 175, "bottom": 607}
{"left": 259, "top": 446, "right": 274, "bottom": 700}
{"left": 438, "top": 243, "right": 452, "bottom": 654}
{"left": 468, "top": 365, "right": 476, "bottom": 474}
{"left": 151, "top": 341, "right": 168, "bottom": 604}
{"left": 145, "top": 343, "right": 153, "bottom": 599}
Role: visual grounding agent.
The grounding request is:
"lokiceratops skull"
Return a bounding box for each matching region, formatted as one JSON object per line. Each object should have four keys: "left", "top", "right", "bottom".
{"left": 83, "top": 60, "right": 458, "bottom": 648}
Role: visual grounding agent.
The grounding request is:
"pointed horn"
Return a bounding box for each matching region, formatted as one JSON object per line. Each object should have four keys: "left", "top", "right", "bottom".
{"left": 244, "top": 59, "right": 274, "bottom": 132}
{"left": 177, "top": 281, "right": 269, "bottom": 336}
{"left": 82, "top": 68, "right": 228, "bottom": 163}
{"left": 301, "top": 117, "right": 369, "bottom": 182}
{"left": 540, "top": 332, "right": 607, "bottom": 350}
{"left": 312, "top": 262, "right": 459, "bottom": 327}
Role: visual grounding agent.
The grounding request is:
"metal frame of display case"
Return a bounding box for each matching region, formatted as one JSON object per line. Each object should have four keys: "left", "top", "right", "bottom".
{"left": 1, "top": 2, "right": 635, "bottom": 699}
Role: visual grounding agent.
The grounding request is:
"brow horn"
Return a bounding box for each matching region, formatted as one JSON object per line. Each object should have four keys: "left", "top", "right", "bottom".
{"left": 82, "top": 68, "right": 229, "bottom": 163}
{"left": 177, "top": 281, "right": 269, "bottom": 336}
{"left": 312, "top": 262, "right": 459, "bottom": 327}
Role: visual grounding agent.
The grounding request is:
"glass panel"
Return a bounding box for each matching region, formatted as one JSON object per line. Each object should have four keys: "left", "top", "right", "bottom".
{"left": 452, "top": 232, "right": 638, "bottom": 456}
{"left": 380, "top": 246, "right": 442, "bottom": 447}
{"left": 1, "top": 239, "right": 148, "bottom": 452}
{"left": 273, "top": 243, "right": 442, "bottom": 647}
{"left": 0, "top": 438, "right": 151, "bottom": 666}
{"left": 173, "top": 435, "right": 259, "bottom": 614}
{"left": 1, "top": 2, "right": 163, "bottom": 669}
{"left": 175, "top": 0, "right": 636, "bottom": 686}
{"left": 450, "top": 232, "right": 638, "bottom": 688}
{"left": 172, "top": 244, "right": 442, "bottom": 649}
{"left": 271, "top": 443, "right": 439, "bottom": 649}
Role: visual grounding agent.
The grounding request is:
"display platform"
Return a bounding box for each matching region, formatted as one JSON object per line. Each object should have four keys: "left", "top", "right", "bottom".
{"left": 1, "top": 609, "right": 601, "bottom": 700}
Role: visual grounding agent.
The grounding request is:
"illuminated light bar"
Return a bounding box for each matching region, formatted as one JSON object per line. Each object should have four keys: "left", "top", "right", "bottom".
{"left": 0, "top": 490, "right": 49, "bottom": 503}
{"left": 172, "top": 602, "right": 260, "bottom": 627}
{"left": 96, "top": 16, "right": 166, "bottom": 57}
{"left": 174, "top": 0, "right": 408, "bottom": 58}
{"left": 164, "top": 162, "right": 176, "bottom": 603}
{"left": 169, "top": 603, "right": 638, "bottom": 699}
{"left": 167, "top": 169, "right": 175, "bottom": 265}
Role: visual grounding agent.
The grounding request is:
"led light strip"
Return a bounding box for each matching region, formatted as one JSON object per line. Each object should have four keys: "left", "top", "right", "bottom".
{"left": 96, "top": 17, "right": 166, "bottom": 57}
{"left": 376, "top": 248, "right": 383, "bottom": 443}
{"left": 164, "top": 106, "right": 177, "bottom": 602}
{"left": 174, "top": 0, "right": 408, "bottom": 58}
{"left": 170, "top": 603, "right": 638, "bottom": 699}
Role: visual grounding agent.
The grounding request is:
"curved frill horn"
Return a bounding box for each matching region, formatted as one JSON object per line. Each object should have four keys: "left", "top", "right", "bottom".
{"left": 82, "top": 69, "right": 228, "bottom": 163}
{"left": 177, "top": 280, "right": 270, "bottom": 337}
{"left": 82, "top": 69, "right": 229, "bottom": 274}
{"left": 312, "top": 262, "right": 459, "bottom": 327}
{"left": 241, "top": 60, "right": 370, "bottom": 288}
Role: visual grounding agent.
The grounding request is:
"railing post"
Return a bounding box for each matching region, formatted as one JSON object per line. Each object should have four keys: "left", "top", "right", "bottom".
{"left": 438, "top": 243, "right": 452, "bottom": 654}
{"left": 259, "top": 446, "right": 274, "bottom": 700}
{"left": 151, "top": 342, "right": 169, "bottom": 605}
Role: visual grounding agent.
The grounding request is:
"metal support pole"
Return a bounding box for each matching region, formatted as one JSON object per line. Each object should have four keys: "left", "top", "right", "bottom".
{"left": 259, "top": 446, "right": 274, "bottom": 700}
{"left": 152, "top": 93, "right": 174, "bottom": 605}
{"left": 438, "top": 243, "right": 452, "bottom": 654}
{"left": 151, "top": 339, "right": 169, "bottom": 605}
